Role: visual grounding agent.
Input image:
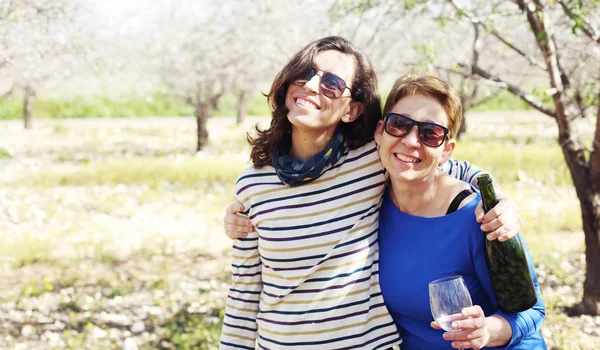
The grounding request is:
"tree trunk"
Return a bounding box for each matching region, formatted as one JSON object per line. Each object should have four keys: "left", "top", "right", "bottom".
{"left": 236, "top": 89, "right": 248, "bottom": 125}
{"left": 580, "top": 97, "right": 600, "bottom": 315}
{"left": 457, "top": 95, "right": 468, "bottom": 140}
{"left": 579, "top": 193, "right": 600, "bottom": 315}
{"left": 562, "top": 142, "right": 600, "bottom": 316}
{"left": 23, "top": 86, "right": 36, "bottom": 129}
{"left": 514, "top": 0, "right": 600, "bottom": 314}
{"left": 457, "top": 110, "right": 467, "bottom": 140}
{"left": 196, "top": 102, "right": 210, "bottom": 152}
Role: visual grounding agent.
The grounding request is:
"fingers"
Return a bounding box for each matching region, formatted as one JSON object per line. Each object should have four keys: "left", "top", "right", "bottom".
{"left": 227, "top": 201, "right": 245, "bottom": 215}
{"left": 224, "top": 214, "right": 253, "bottom": 230}
{"left": 476, "top": 198, "right": 516, "bottom": 225}
{"left": 223, "top": 202, "right": 254, "bottom": 240}
{"left": 445, "top": 338, "right": 485, "bottom": 350}
{"left": 485, "top": 218, "right": 520, "bottom": 242}
{"left": 497, "top": 215, "right": 523, "bottom": 241}
{"left": 451, "top": 314, "right": 484, "bottom": 330}
{"left": 448, "top": 306, "right": 484, "bottom": 330}
{"left": 479, "top": 197, "right": 510, "bottom": 224}
{"left": 225, "top": 223, "right": 254, "bottom": 239}
{"left": 461, "top": 305, "right": 485, "bottom": 318}
{"left": 479, "top": 198, "right": 522, "bottom": 241}
{"left": 442, "top": 306, "right": 487, "bottom": 349}
{"left": 430, "top": 321, "right": 442, "bottom": 330}
{"left": 481, "top": 212, "right": 520, "bottom": 241}
{"left": 443, "top": 326, "right": 486, "bottom": 349}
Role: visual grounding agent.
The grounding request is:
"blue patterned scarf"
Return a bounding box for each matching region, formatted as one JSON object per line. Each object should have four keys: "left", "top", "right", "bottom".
{"left": 273, "top": 131, "right": 345, "bottom": 187}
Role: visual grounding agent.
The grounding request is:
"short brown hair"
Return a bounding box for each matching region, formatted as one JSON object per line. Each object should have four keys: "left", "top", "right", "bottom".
{"left": 247, "top": 36, "right": 381, "bottom": 168}
{"left": 383, "top": 75, "right": 462, "bottom": 139}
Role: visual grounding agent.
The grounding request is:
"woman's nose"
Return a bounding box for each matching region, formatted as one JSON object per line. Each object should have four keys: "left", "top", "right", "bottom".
{"left": 401, "top": 126, "right": 421, "bottom": 147}
{"left": 303, "top": 74, "right": 320, "bottom": 94}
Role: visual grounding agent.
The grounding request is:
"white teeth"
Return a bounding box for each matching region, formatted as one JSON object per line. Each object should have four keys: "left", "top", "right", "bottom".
{"left": 394, "top": 153, "right": 420, "bottom": 163}
{"left": 296, "top": 98, "right": 319, "bottom": 109}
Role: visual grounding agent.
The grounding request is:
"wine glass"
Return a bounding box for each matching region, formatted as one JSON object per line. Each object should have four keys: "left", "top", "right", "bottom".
{"left": 429, "top": 276, "right": 473, "bottom": 349}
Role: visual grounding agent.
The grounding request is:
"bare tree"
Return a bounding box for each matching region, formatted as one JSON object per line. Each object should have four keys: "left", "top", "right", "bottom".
{"left": 431, "top": 22, "right": 508, "bottom": 139}
{"left": 149, "top": 0, "right": 336, "bottom": 151}
{"left": 443, "top": 0, "right": 600, "bottom": 315}
{"left": 331, "top": 0, "right": 513, "bottom": 137}
{"left": 149, "top": 1, "right": 232, "bottom": 151}
{"left": 436, "top": 67, "right": 505, "bottom": 139}
{"left": 0, "top": 0, "right": 87, "bottom": 129}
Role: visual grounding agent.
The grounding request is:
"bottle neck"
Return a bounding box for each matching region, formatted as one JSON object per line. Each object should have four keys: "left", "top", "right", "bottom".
{"left": 479, "top": 181, "right": 499, "bottom": 213}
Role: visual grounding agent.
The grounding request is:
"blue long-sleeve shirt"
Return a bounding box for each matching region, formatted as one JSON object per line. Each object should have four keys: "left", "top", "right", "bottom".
{"left": 378, "top": 190, "right": 546, "bottom": 349}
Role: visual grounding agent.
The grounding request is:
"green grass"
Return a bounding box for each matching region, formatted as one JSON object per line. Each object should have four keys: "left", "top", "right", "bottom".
{"left": 0, "top": 95, "right": 194, "bottom": 120}
{"left": 154, "top": 303, "right": 223, "bottom": 350}
{"left": 21, "top": 277, "right": 55, "bottom": 298}
{"left": 0, "top": 97, "right": 23, "bottom": 119}
{"left": 55, "top": 150, "right": 90, "bottom": 164}
{"left": 471, "top": 91, "right": 534, "bottom": 112}
{"left": 52, "top": 123, "right": 69, "bottom": 134}
{"left": 0, "top": 93, "right": 271, "bottom": 120}
{"left": 0, "top": 232, "right": 54, "bottom": 267}
{"left": 453, "top": 140, "right": 571, "bottom": 187}
{"left": 213, "top": 93, "right": 270, "bottom": 117}
{"left": 0, "top": 147, "right": 12, "bottom": 158}
{"left": 15, "top": 157, "right": 247, "bottom": 188}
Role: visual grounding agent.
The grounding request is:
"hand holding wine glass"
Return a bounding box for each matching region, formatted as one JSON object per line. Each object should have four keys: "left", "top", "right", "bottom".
{"left": 430, "top": 276, "right": 501, "bottom": 349}
{"left": 429, "top": 276, "right": 472, "bottom": 349}
{"left": 433, "top": 305, "right": 496, "bottom": 349}
{"left": 429, "top": 276, "right": 472, "bottom": 331}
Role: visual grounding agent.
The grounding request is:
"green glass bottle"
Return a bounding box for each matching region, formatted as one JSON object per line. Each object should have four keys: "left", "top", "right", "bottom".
{"left": 478, "top": 174, "right": 537, "bottom": 313}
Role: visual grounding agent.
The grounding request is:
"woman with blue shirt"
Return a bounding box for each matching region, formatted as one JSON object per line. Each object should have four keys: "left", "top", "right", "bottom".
{"left": 375, "top": 75, "right": 546, "bottom": 349}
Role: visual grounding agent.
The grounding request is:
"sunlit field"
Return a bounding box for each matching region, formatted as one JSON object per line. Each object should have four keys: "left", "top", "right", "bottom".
{"left": 0, "top": 112, "right": 598, "bottom": 349}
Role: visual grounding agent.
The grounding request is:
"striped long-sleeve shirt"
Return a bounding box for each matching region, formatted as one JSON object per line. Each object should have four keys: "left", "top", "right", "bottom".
{"left": 220, "top": 140, "right": 487, "bottom": 350}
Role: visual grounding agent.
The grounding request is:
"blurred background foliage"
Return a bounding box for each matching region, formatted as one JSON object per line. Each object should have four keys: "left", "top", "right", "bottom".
{"left": 1, "top": 0, "right": 600, "bottom": 348}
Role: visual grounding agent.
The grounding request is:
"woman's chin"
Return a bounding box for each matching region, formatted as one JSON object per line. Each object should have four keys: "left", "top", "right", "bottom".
{"left": 389, "top": 171, "right": 418, "bottom": 183}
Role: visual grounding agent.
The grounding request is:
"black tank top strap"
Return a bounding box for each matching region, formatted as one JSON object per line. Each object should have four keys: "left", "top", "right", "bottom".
{"left": 446, "top": 189, "right": 475, "bottom": 215}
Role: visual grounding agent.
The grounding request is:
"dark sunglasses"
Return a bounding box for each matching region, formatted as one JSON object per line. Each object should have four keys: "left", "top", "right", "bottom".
{"left": 383, "top": 112, "right": 449, "bottom": 148}
{"left": 291, "top": 68, "right": 351, "bottom": 99}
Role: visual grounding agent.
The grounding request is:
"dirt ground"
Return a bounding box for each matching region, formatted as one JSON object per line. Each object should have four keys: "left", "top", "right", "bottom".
{"left": 0, "top": 115, "right": 599, "bottom": 349}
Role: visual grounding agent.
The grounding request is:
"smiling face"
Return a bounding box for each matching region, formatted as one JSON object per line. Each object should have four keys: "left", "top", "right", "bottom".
{"left": 375, "top": 94, "right": 456, "bottom": 183}
{"left": 285, "top": 50, "right": 362, "bottom": 140}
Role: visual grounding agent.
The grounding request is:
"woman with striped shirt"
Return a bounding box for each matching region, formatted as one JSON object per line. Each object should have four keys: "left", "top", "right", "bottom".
{"left": 219, "top": 37, "right": 521, "bottom": 350}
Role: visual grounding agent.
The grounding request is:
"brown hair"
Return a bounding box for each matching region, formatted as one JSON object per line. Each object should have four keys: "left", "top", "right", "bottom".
{"left": 383, "top": 75, "right": 462, "bottom": 139}
{"left": 247, "top": 36, "right": 381, "bottom": 167}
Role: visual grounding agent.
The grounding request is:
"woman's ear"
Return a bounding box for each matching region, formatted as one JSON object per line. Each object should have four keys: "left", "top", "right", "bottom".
{"left": 440, "top": 138, "right": 456, "bottom": 164}
{"left": 374, "top": 120, "right": 384, "bottom": 145}
{"left": 341, "top": 101, "right": 364, "bottom": 123}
